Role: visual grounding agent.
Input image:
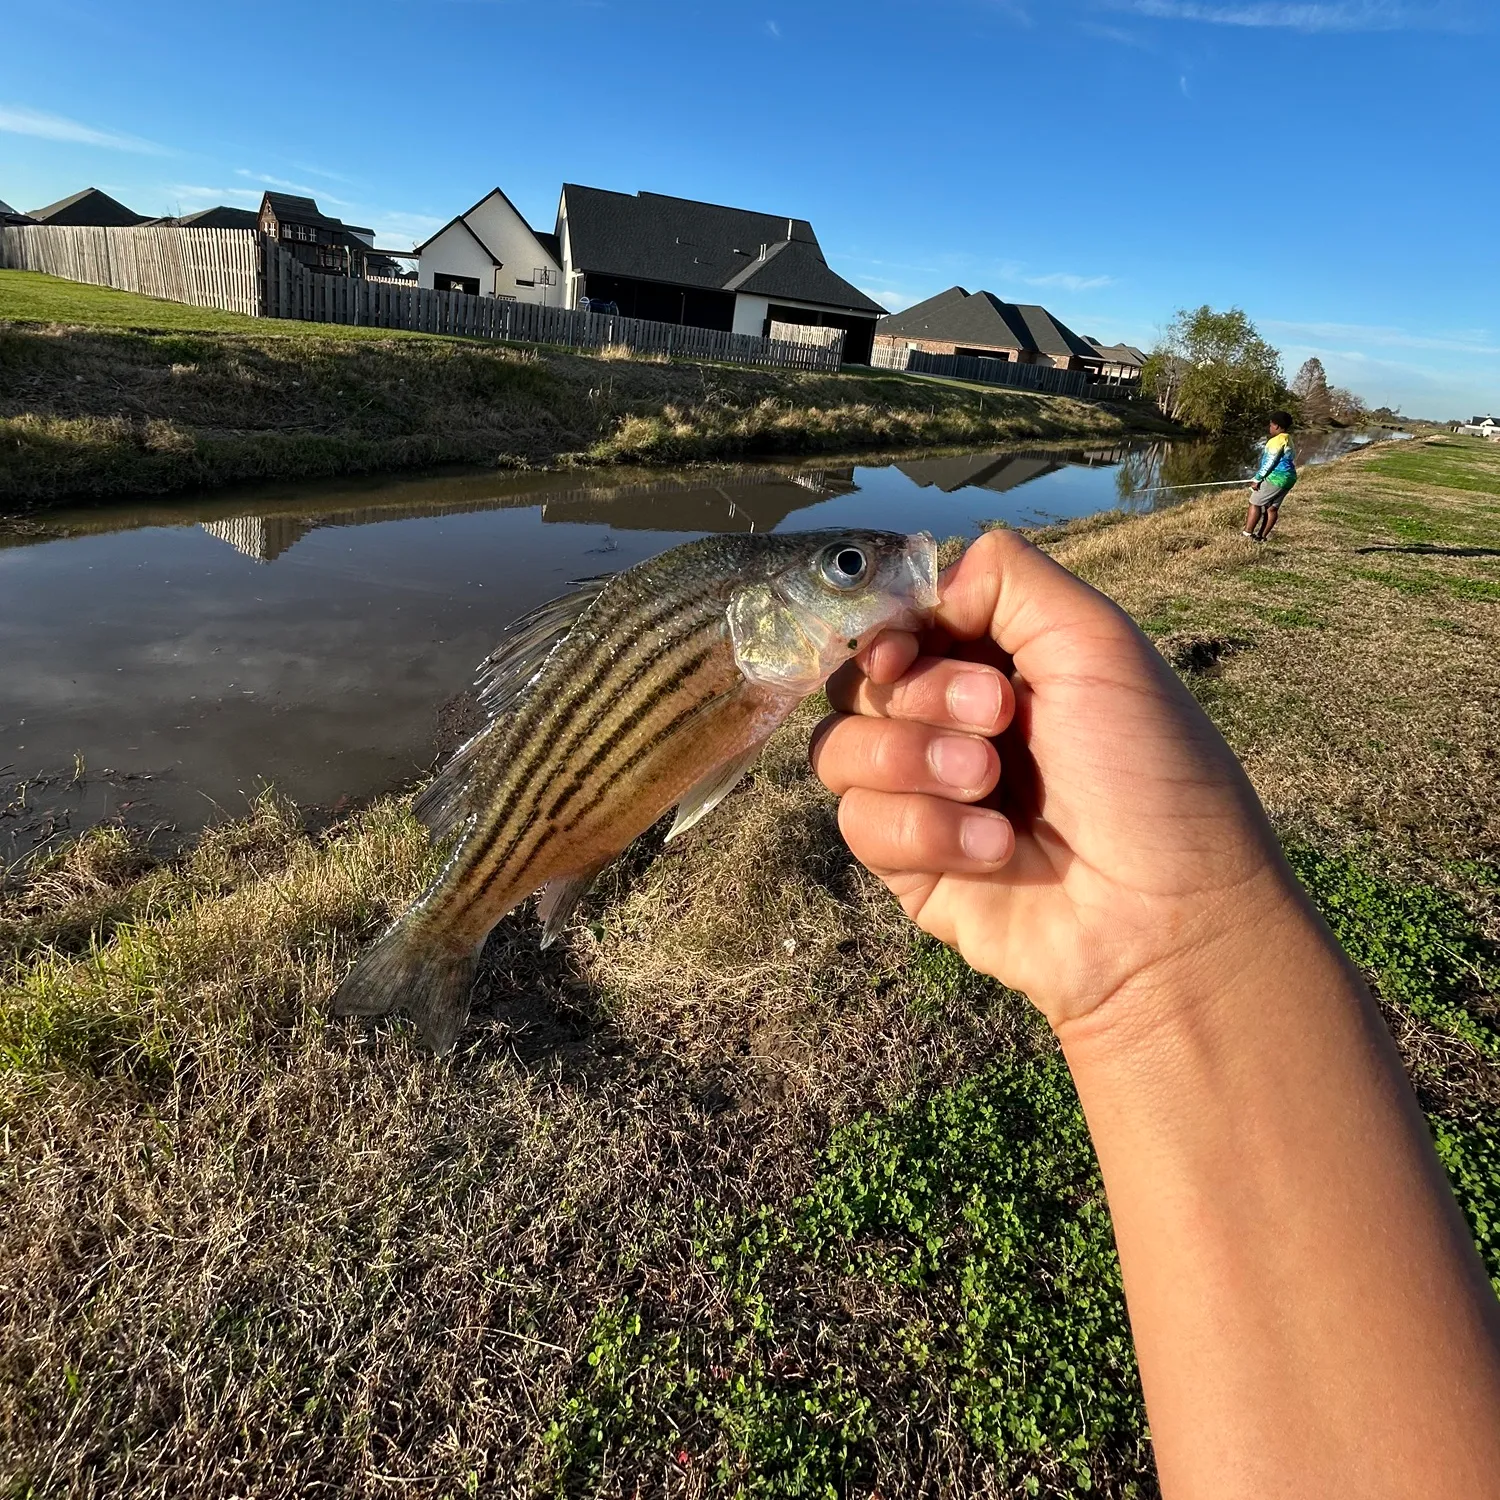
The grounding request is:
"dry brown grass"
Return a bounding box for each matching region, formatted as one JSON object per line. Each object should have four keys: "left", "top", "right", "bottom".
{"left": 2, "top": 436, "right": 1495, "bottom": 1499}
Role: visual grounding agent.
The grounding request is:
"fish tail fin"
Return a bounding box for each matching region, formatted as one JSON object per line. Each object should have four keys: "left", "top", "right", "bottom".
{"left": 330, "top": 919, "right": 477, "bottom": 1055}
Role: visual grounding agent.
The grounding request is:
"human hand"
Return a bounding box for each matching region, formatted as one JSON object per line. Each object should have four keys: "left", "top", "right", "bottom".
{"left": 810, "top": 528, "right": 1298, "bottom": 1032}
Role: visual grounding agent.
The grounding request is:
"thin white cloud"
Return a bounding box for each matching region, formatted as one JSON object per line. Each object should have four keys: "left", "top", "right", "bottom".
{"left": 1021, "top": 271, "right": 1118, "bottom": 292}
{"left": 862, "top": 287, "right": 918, "bottom": 312}
{"left": 235, "top": 168, "right": 354, "bottom": 207}
{"left": 365, "top": 209, "right": 447, "bottom": 248}
{"left": 1077, "top": 19, "right": 1157, "bottom": 44}
{"left": 0, "top": 103, "right": 169, "bottom": 155}
{"left": 1103, "top": 0, "right": 1475, "bottom": 31}
{"left": 168, "top": 184, "right": 264, "bottom": 208}
{"left": 1266, "top": 318, "right": 1500, "bottom": 357}
{"left": 765, "top": 19, "right": 781, "bottom": 37}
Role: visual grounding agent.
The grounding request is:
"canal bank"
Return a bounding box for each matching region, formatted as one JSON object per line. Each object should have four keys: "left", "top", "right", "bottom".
{"left": 0, "top": 270, "right": 1174, "bottom": 511}
{"left": 2, "top": 433, "right": 1495, "bottom": 1499}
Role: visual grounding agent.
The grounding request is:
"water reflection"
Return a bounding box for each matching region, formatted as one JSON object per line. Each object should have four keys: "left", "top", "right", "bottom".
{"left": 1112, "top": 427, "right": 1405, "bottom": 505}
{"left": 0, "top": 430, "right": 1406, "bottom": 860}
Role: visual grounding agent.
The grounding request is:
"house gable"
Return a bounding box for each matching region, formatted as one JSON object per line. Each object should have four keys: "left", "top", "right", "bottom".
{"left": 415, "top": 187, "right": 562, "bottom": 302}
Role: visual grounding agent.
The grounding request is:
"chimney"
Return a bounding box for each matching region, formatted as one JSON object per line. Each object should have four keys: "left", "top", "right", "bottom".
{"left": 787, "top": 217, "right": 793, "bottom": 240}
{"left": 759, "top": 242, "right": 768, "bottom": 259}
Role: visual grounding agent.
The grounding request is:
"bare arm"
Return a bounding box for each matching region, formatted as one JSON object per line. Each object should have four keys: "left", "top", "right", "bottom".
{"left": 810, "top": 528, "right": 1500, "bottom": 1497}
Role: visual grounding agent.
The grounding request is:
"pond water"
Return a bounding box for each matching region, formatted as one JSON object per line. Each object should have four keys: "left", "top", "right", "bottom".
{"left": 0, "top": 428, "right": 1404, "bottom": 860}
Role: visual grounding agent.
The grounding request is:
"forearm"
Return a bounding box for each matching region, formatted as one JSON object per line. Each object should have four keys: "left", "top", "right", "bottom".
{"left": 1059, "top": 878, "right": 1500, "bottom": 1498}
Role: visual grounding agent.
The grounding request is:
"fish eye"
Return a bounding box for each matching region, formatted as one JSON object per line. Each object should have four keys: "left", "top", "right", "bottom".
{"left": 820, "top": 544, "right": 870, "bottom": 590}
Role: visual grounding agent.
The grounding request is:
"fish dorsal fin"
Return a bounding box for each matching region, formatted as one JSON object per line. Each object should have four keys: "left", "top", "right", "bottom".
{"left": 665, "top": 742, "right": 768, "bottom": 844}
{"left": 413, "top": 576, "right": 613, "bottom": 842}
{"left": 475, "top": 573, "right": 615, "bottom": 717}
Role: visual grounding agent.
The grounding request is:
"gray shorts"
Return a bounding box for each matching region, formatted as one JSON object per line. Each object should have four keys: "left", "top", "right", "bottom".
{"left": 1250, "top": 480, "right": 1290, "bottom": 508}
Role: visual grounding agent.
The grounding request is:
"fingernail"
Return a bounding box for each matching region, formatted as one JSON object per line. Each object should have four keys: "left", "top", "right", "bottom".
{"left": 929, "top": 735, "right": 990, "bottom": 789}
{"left": 961, "top": 814, "right": 1011, "bottom": 864}
{"left": 948, "top": 671, "right": 1000, "bottom": 730}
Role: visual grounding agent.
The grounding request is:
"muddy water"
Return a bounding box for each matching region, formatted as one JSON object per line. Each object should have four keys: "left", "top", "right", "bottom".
{"left": 0, "top": 430, "right": 1404, "bottom": 859}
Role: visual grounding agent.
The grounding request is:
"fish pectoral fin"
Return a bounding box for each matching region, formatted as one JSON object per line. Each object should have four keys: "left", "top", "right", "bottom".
{"left": 536, "top": 865, "right": 607, "bottom": 949}
{"left": 666, "top": 743, "right": 767, "bottom": 844}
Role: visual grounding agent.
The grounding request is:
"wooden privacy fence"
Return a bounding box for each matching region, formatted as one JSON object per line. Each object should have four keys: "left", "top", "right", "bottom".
{"left": 0, "top": 224, "right": 263, "bottom": 315}
{"left": 871, "top": 341, "right": 1096, "bottom": 397}
{"left": 0, "top": 225, "right": 845, "bottom": 372}
{"left": 261, "top": 241, "right": 845, "bottom": 369}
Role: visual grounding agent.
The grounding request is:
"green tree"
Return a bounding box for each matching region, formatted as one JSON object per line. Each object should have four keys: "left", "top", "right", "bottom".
{"left": 1142, "top": 305, "right": 1289, "bottom": 434}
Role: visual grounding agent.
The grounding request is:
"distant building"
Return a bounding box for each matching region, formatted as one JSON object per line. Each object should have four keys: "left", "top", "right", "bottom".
{"left": 416, "top": 182, "right": 886, "bottom": 360}
{"left": 28, "top": 187, "right": 147, "bottom": 227}
{"left": 415, "top": 187, "right": 564, "bottom": 304}
{"left": 0, "top": 197, "right": 36, "bottom": 226}
{"left": 559, "top": 185, "right": 885, "bottom": 362}
{"left": 1456, "top": 415, "right": 1499, "bottom": 438}
{"left": 1084, "top": 337, "right": 1148, "bottom": 385}
{"left": 875, "top": 287, "right": 1104, "bottom": 373}
{"left": 257, "top": 191, "right": 381, "bottom": 277}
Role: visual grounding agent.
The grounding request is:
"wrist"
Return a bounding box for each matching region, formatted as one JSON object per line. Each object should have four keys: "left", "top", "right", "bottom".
{"left": 1054, "top": 865, "right": 1356, "bottom": 1074}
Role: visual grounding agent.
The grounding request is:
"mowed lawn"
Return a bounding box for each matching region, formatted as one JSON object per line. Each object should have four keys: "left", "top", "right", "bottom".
{"left": 1, "top": 436, "right": 1496, "bottom": 1499}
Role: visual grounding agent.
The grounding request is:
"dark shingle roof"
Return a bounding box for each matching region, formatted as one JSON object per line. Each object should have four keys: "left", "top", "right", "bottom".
{"left": 0, "top": 197, "right": 36, "bottom": 224}
{"left": 877, "top": 287, "right": 1031, "bottom": 348}
{"left": 880, "top": 287, "right": 1099, "bottom": 361}
{"left": 562, "top": 185, "right": 884, "bottom": 315}
{"left": 174, "top": 205, "right": 261, "bottom": 230}
{"left": 1085, "top": 338, "right": 1147, "bottom": 367}
{"left": 1007, "top": 303, "right": 1100, "bottom": 361}
{"left": 261, "top": 192, "right": 345, "bottom": 230}
{"left": 29, "top": 187, "right": 146, "bottom": 227}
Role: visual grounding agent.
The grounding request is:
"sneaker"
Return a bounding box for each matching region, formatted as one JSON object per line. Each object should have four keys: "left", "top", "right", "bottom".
{"left": 1241, "top": 530, "right": 1257, "bottom": 538}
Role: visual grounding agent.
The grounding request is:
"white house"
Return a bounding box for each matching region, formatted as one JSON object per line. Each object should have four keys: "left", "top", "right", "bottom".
{"left": 415, "top": 181, "right": 885, "bottom": 360}
{"left": 1456, "top": 415, "right": 1499, "bottom": 439}
{"left": 414, "top": 188, "right": 564, "bottom": 306}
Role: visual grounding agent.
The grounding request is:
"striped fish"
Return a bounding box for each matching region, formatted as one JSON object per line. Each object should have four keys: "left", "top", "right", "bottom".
{"left": 331, "top": 528, "right": 938, "bottom": 1052}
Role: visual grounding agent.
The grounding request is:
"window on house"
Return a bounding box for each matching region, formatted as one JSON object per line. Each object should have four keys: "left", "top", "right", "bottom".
{"left": 514, "top": 278, "right": 535, "bottom": 288}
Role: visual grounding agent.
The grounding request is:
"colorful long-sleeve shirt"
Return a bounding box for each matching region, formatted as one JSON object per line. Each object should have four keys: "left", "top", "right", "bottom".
{"left": 1255, "top": 431, "right": 1297, "bottom": 489}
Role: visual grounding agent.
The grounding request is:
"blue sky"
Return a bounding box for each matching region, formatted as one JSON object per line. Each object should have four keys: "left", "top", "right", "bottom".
{"left": 3, "top": 0, "right": 1495, "bottom": 418}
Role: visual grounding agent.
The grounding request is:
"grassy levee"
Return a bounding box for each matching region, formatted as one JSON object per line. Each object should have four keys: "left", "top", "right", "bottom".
{"left": 2, "top": 436, "right": 1497, "bottom": 1498}
{"left": 0, "top": 271, "right": 1166, "bottom": 510}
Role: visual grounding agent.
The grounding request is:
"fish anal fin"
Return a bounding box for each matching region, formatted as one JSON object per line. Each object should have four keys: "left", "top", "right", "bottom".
{"left": 536, "top": 864, "right": 607, "bottom": 949}
{"left": 666, "top": 743, "right": 767, "bottom": 844}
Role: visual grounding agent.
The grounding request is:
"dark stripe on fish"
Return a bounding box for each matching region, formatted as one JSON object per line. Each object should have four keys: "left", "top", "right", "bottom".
{"left": 449, "top": 615, "right": 724, "bottom": 921}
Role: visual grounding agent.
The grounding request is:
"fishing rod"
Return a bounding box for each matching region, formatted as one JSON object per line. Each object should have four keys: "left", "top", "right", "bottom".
{"left": 1131, "top": 477, "right": 1254, "bottom": 494}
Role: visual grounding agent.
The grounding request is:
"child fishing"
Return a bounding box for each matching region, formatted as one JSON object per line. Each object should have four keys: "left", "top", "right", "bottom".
{"left": 1243, "top": 410, "right": 1297, "bottom": 541}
